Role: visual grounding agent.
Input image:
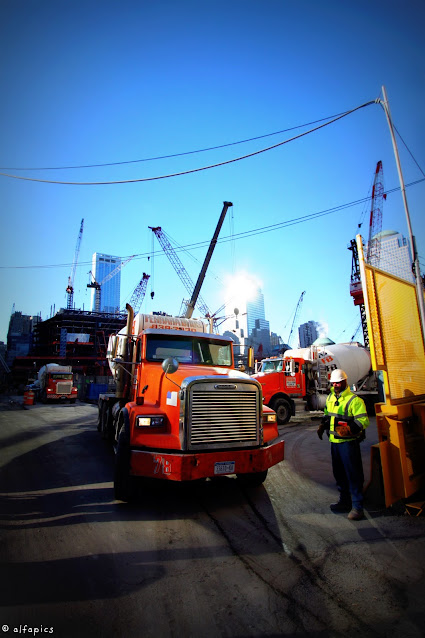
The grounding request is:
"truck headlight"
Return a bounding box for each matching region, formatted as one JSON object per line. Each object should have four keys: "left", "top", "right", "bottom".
{"left": 136, "top": 415, "right": 166, "bottom": 428}
{"left": 264, "top": 413, "right": 277, "bottom": 423}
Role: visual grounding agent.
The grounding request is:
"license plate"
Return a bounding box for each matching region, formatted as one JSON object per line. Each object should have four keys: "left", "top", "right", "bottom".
{"left": 214, "top": 461, "right": 235, "bottom": 475}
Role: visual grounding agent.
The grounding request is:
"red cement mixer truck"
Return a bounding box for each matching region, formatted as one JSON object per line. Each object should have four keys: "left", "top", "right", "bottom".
{"left": 251, "top": 343, "right": 377, "bottom": 424}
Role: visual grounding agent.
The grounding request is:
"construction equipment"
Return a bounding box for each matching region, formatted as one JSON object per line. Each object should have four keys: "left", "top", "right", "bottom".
{"left": 34, "top": 363, "right": 78, "bottom": 403}
{"left": 149, "top": 227, "right": 211, "bottom": 318}
{"left": 355, "top": 233, "right": 425, "bottom": 510}
{"left": 97, "top": 307, "right": 284, "bottom": 501}
{"left": 150, "top": 201, "right": 232, "bottom": 320}
{"left": 366, "top": 161, "right": 384, "bottom": 266}
{"left": 66, "top": 219, "right": 84, "bottom": 310}
{"left": 87, "top": 255, "right": 135, "bottom": 313}
{"left": 125, "top": 273, "right": 150, "bottom": 314}
{"left": 252, "top": 342, "right": 376, "bottom": 424}
{"left": 184, "top": 201, "right": 233, "bottom": 319}
{"left": 287, "top": 291, "right": 305, "bottom": 348}
{"left": 349, "top": 161, "right": 384, "bottom": 347}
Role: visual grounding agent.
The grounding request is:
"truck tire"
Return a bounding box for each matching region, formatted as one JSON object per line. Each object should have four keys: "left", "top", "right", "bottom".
{"left": 100, "top": 402, "right": 110, "bottom": 440}
{"left": 237, "top": 469, "right": 268, "bottom": 487}
{"left": 273, "top": 398, "right": 291, "bottom": 425}
{"left": 114, "top": 421, "right": 135, "bottom": 502}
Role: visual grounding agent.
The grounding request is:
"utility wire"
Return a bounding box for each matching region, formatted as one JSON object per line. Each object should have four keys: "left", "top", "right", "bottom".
{"left": 0, "top": 111, "right": 350, "bottom": 172}
{"left": 2, "top": 174, "right": 423, "bottom": 271}
{"left": 0, "top": 100, "right": 377, "bottom": 186}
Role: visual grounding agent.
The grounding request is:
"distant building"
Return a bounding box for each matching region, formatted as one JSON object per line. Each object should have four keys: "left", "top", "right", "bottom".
{"left": 371, "top": 230, "right": 415, "bottom": 283}
{"left": 6, "top": 311, "right": 41, "bottom": 366}
{"left": 222, "top": 280, "right": 273, "bottom": 358}
{"left": 91, "top": 253, "right": 121, "bottom": 313}
{"left": 299, "top": 321, "right": 319, "bottom": 348}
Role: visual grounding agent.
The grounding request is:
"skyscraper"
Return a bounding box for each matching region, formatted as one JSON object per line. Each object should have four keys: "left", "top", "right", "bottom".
{"left": 298, "top": 320, "right": 319, "bottom": 348}
{"left": 91, "top": 253, "right": 121, "bottom": 313}
{"left": 224, "top": 281, "right": 271, "bottom": 357}
{"left": 372, "top": 230, "right": 414, "bottom": 283}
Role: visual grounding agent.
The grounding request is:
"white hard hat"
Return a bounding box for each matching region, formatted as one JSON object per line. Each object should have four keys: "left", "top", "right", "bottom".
{"left": 330, "top": 369, "right": 348, "bottom": 383}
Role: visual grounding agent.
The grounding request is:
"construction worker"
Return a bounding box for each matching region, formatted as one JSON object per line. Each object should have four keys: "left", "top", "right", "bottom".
{"left": 317, "top": 368, "right": 369, "bottom": 521}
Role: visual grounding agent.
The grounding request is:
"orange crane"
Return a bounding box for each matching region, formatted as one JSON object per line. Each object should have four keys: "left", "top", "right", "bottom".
{"left": 66, "top": 219, "right": 84, "bottom": 310}
{"left": 349, "top": 161, "right": 384, "bottom": 347}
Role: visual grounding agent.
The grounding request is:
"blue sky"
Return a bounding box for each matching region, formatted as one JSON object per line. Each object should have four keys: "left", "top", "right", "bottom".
{"left": 1, "top": 0, "right": 424, "bottom": 345}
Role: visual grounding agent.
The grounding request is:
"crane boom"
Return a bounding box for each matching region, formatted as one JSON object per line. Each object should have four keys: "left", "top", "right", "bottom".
{"left": 287, "top": 291, "right": 305, "bottom": 347}
{"left": 349, "top": 161, "right": 385, "bottom": 347}
{"left": 127, "top": 273, "right": 150, "bottom": 313}
{"left": 87, "top": 255, "right": 135, "bottom": 313}
{"left": 185, "top": 201, "right": 232, "bottom": 318}
{"left": 150, "top": 227, "right": 211, "bottom": 318}
{"left": 66, "top": 218, "right": 84, "bottom": 310}
{"left": 366, "top": 160, "right": 384, "bottom": 266}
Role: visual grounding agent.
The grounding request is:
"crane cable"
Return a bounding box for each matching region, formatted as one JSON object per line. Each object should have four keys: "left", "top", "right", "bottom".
{"left": 0, "top": 100, "right": 377, "bottom": 186}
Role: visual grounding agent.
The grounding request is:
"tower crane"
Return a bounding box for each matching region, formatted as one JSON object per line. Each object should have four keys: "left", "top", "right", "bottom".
{"left": 87, "top": 255, "right": 135, "bottom": 313}
{"left": 66, "top": 219, "right": 84, "bottom": 310}
{"left": 287, "top": 291, "right": 305, "bottom": 347}
{"left": 150, "top": 201, "right": 232, "bottom": 320}
{"left": 349, "top": 160, "right": 385, "bottom": 348}
{"left": 366, "top": 160, "right": 384, "bottom": 267}
{"left": 125, "top": 273, "right": 150, "bottom": 314}
{"left": 149, "top": 227, "right": 211, "bottom": 318}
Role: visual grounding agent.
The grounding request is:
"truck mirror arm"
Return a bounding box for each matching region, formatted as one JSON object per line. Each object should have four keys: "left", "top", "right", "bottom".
{"left": 112, "top": 358, "right": 137, "bottom": 381}
{"left": 161, "top": 357, "right": 181, "bottom": 390}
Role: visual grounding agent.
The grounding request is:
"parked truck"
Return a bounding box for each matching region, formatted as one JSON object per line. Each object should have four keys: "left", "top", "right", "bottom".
{"left": 98, "top": 306, "right": 285, "bottom": 501}
{"left": 251, "top": 343, "right": 378, "bottom": 424}
{"left": 35, "top": 363, "right": 78, "bottom": 403}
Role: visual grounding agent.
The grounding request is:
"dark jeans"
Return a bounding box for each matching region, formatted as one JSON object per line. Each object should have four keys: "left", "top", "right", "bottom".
{"left": 331, "top": 440, "right": 364, "bottom": 510}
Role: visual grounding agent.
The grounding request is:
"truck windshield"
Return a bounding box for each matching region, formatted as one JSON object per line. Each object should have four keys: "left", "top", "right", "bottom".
{"left": 260, "top": 360, "right": 283, "bottom": 373}
{"left": 51, "top": 374, "right": 73, "bottom": 380}
{"left": 146, "top": 335, "right": 232, "bottom": 366}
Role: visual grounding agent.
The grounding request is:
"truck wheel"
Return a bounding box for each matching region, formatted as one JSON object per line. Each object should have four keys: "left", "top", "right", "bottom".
{"left": 114, "top": 423, "right": 135, "bottom": 502}
{"left": 273, "top": 398, "right": 291, "bottom": 425}
{"left": 237, "top": 470, "right": 268, "bottom": 487}
{"left": 100, "top": 402, "right": 110, "bottom": 440}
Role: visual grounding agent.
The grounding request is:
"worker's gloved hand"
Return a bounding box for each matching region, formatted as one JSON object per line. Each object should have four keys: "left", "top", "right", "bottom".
{"left": 348, "top": 421, "right": 362, "bottom": 436}
{"left": 317, "top": 422, "right": 326, "bottom": 440}
{"left": 317, "top": 415, "right": 330, "bottom": 440}
{"left": 335, "top": 418, "right": 363, "bottom": 438}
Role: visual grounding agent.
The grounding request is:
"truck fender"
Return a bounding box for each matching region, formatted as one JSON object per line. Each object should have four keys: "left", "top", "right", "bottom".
{"left": 268, "top": 394, "right": 295, "bottom": 425}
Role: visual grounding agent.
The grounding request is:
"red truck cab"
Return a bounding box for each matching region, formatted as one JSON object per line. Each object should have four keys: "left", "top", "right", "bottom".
{"left": 251, "top": 357, "right": 308, "bottom": 424}
{"left": 98, "top": 313, "right": 284, "bottom": 501}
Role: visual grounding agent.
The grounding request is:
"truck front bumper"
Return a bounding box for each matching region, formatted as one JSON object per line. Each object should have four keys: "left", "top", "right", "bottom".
{"left": 130, "top": 438, "right": 285, "bottom": 481}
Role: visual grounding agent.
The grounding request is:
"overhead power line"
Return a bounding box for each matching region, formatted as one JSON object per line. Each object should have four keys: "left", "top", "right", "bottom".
{"left": 1, "top": 175, "right": 423, "bottom": 271}
{"left": 0, "top": 111, "right": 351, "bottom": 172}
{"left": 0, "top": 100, "right": 377, "bottom": 186}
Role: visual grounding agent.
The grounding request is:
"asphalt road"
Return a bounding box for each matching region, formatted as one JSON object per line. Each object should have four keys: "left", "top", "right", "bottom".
{"left": 1, "top": 397, "right": 424, "bottom": 638}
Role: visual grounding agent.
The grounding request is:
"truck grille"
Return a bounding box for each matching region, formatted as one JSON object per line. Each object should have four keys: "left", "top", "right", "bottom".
{"left": 56, "top": 381, "right": 72, "bottom": 394}
{"left": 187, "top": 382, "right": 260, "bottom": 450}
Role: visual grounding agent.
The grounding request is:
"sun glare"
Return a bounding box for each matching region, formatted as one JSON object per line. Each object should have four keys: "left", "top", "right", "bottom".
{"left": 224, "top": 272, "right": 262, "bottom": 310}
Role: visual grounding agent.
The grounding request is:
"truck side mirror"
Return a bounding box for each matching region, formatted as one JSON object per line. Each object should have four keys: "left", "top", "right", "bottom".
{"left": 162, "top": 357, "right": 179, "bottom": 375}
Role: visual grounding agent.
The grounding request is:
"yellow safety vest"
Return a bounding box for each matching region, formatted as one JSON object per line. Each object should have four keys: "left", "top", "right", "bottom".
{"left": 324, "top": 386, "right": 369, "bottom": 443}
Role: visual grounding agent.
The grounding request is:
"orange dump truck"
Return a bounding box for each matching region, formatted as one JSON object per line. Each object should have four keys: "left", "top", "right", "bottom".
{"left": 98, "top": 308, "right": 284, "bottom": 501}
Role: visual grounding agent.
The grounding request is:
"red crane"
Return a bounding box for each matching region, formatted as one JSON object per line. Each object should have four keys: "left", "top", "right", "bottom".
{"left": 66, "top": 219, "right": 84, "bottom": 310}
{"left": 349, "top": 161, "right": 385, "bottom": 347}
{"left": 366, "top": 160, "right": 384, "bottom": 267}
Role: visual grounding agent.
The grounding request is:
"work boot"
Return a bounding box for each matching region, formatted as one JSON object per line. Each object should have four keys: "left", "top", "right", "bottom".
{"left": 347, "top": 508, "right": 364, "bottom": 521}
{"left": 330, "top": 500, "right": 352, "bottom": 513}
